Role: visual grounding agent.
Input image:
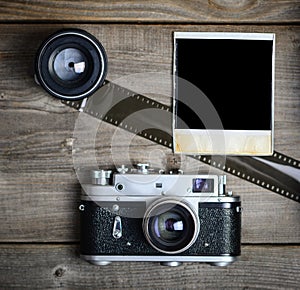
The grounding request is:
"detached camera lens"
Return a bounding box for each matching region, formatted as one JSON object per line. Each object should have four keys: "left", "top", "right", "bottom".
{"left": 35, "top": 29, "right": 107, "bottom": 100}
{"left": 143, "top": 199, "right": 199, "bottom": 254}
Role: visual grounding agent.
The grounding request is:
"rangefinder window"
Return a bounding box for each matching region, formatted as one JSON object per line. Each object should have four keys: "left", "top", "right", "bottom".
{"left": 192, "top": 178, "right": 214, "bottom": 193}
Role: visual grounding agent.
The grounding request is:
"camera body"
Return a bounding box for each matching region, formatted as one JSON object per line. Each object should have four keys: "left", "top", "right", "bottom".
{"left": 79, "top": 164, "right": 241, "bottom": 267}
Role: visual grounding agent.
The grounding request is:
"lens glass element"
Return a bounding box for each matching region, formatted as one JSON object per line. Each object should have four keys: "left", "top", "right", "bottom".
{"left": 153, "top": 211, "right": 184, "bottom": 242}
{"left": 53, "top": 48, "right": 87, "bottom": 82}
{"left": 144, "top": 200, "right": 199, "bottom": 254}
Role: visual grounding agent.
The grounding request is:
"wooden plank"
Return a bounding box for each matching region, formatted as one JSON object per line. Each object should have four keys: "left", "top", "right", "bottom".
{"left": 0, "top": 24, "right": 299, "bottom": 243}
{"left": 0, "top": 244, "right": 299, "bottom": 289}
{"left": 0, "top": 0, "right": 299, "bottom": 24}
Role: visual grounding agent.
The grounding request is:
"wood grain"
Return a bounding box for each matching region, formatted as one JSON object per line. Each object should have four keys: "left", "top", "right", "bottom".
{"left": 0, "top": 24, "right": 299, "bottom": 243}
{"left": 0, "top": 244, "right": 299, "bottom": 289}
{"left": 0, "top": 0, "right": 299, "bottom": 288}
{"left": 0, "top": 0, "right": 299, "bottom": 23}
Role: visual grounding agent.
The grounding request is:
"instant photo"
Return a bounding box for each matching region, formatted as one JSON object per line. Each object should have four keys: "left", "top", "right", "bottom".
{"left": 173, "top": 32, "right": 275, "bottom": 155}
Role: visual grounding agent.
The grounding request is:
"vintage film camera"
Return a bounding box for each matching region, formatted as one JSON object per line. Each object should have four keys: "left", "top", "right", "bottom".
{"left": 79, "top": 163, "right": 242, "bottom": 267}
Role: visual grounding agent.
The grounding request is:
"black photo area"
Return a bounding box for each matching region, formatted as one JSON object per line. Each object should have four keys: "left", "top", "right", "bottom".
{"left": 175, "top": 39, "right": 273, "bottom": 130}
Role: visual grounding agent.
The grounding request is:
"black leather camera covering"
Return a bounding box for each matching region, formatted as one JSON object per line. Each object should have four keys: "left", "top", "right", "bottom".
{"left": 80, "top": 201, "right": 241, "bottom": 256}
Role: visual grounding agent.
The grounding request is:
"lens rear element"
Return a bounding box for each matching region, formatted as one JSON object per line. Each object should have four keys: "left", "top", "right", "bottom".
{"left": 53, "top": 48, "right": 87, "bottom": 82}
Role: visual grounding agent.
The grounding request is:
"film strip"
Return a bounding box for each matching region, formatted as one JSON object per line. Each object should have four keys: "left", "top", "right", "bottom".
{"left": 62, "top": 81, "right": 300, "bottom": 203}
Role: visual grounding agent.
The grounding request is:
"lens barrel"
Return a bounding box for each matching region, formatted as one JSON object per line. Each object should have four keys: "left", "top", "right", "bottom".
{"left": 35, "top": 29, "right": 107, "bottom": 100}
{"left": 143, "top": 199, "right": 200, "bottom": 254}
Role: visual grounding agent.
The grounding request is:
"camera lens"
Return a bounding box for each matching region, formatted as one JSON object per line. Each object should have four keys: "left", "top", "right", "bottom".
{"left": 143, "top": 199, "right": 199, "bottom": 254}
{"left": 35, "top": 29, "right": 107, "bottom": 100}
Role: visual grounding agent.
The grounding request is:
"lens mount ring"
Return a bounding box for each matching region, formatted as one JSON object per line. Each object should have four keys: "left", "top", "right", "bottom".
{"left": 35, "top": 29, "right": 107, "bottom": 100}
{"left": 143, "top": 198, "right": 200, "bottom": 254}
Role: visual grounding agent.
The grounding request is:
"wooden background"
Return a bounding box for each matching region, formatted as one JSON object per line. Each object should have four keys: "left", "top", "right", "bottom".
{"left": 0, "top": 0, "right": 299, "bottom": 289}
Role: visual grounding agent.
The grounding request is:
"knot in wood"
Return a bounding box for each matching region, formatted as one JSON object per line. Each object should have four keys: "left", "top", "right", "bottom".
{"left": 54, "top": 267, "right": 66, "bottom": 278}
{"left": 208, "top": 0, "right": 257, "bottom": 12}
